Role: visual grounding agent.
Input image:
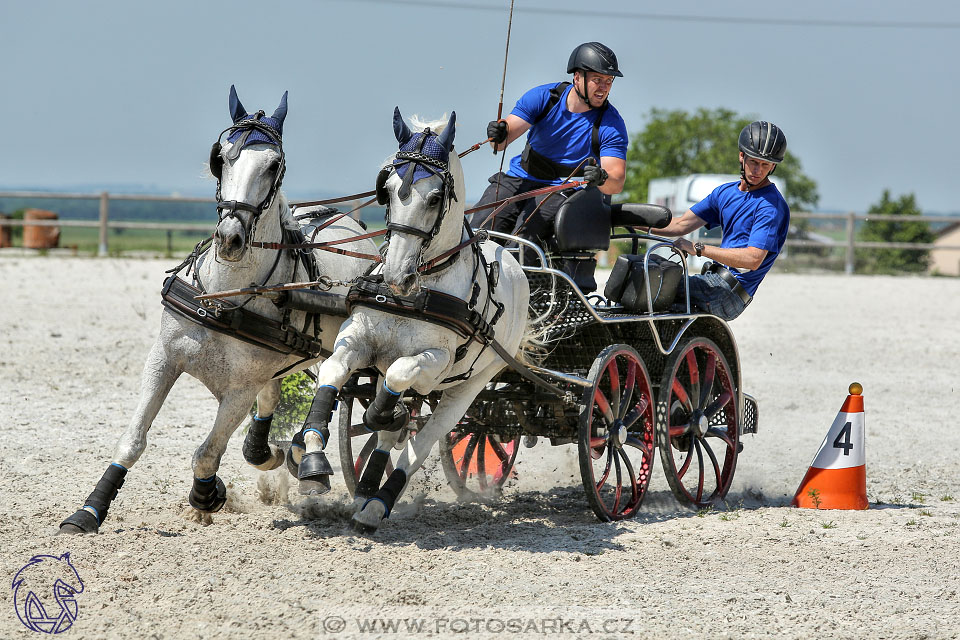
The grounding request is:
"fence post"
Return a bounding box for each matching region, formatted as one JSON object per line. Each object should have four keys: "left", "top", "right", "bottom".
{"left": 845, "top": 210, "right": 856, "bottom": 275}
{"left": 98, "top": 191, "right": 109, "bottom": 257}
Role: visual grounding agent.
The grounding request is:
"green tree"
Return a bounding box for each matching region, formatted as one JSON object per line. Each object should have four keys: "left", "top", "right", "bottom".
{"left": 857, "top": 190, "right": 933, "bottom": 273}
{"left": 623, "top": 107, "right": 819, "bottom": 214}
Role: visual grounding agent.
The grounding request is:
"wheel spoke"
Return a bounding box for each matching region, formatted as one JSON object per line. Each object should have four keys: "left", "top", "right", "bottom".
{"left": 611, "top": 448, "right": 623, "bottom": 513}
{"left": 618, "top": 447, "right": 638, "bottom": 503}
{"left": 624, "top": 435, "right": 653, "bottom": 459}
{"left": 671, "top": 378, "right": 693, "bottom": 414}
{"left": 622, "top": 396, "right": 649, "bottom": 429}
{"left": 668, "top": 423, "right": 690, "bottom": 439}
{"left": 594, "top": 388, "right": 616, "bottom": 426}
{"left": 477, "top": 437, "right": 488, "bottom": 491}
{"left": 620, "top": 359, "right": 636, "bottom": 420}
{"left": 459, "top": 435, "right": 479, "bottom": 481}
{"left": 705, "top": 427, "right": 735, "bottom": 450}
{"left": 607, "top": 359, "right": 621, "bottom": 419}
{"left": 701, "top": 352, "right": 717, "bottom": 408}
{"left": 676, "top": 440, "right": 694, "bottom": 479}
{"left": 487, "top": 436, "right": 511, "bottom": 463}
{"left": 596, "top": 443, "right": 615, "bottom": 489}
{"left": 701, "top": 436, "right": 723, "bottom": 493}
{"left": 694, "top": 438, "right": 706, "bottom": 503}
{"left": 704, "top": 390, "right": 733, "bottom": 420}
{"left": 354, "top": 433, "right": 378, "bottom": 477}
{"left": 685, "top": 349, "right": 700, "bottom": 410}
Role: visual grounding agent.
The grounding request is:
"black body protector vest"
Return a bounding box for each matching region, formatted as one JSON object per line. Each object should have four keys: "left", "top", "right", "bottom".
{"left": 520, "top": 81, "right": 608, "bottom": 182}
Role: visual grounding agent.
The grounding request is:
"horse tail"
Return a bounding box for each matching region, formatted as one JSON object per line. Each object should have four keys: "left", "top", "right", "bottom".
{"left": 513, "top": 313, "right": 551, "bottom": 368}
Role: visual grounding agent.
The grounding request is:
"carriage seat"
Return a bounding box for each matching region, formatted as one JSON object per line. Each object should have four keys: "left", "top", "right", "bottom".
{"left": 552, "top": 187, "right": 672, "bottom": 293}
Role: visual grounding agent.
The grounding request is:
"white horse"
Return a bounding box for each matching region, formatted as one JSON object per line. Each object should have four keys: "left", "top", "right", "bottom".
{"left": 291, "top": 108, "right": 531, "bottom": 534}
{"left": 59, "top": 87, "right": 376, "bottom": 534}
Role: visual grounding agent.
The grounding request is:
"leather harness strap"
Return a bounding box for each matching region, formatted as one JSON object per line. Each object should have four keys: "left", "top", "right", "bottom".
{"left": 161, "top": 274, "right": 331, "bottom": 360}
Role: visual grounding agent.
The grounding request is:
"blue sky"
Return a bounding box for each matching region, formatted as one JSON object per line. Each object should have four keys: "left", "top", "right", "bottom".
{"left": 2, "top": 0, "right": 958, "bottom": 213}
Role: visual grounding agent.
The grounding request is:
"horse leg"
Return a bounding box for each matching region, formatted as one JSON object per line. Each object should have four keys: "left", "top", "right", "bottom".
{"left": 60, "top": 343, "right": 182, "bottom": 535}
{"left": 352, "top": 349, "right": 469, "bottom": 533}
{"left": 241, "top": 379, "right": 286, "bottom": 471}
{"left": 291, "top": 335, "right": 367, "bottom": 493}
{"left": 352, "top": 429, "right": 404, "bottom": 511}
{"left": 189, "top": 390, "right": 258, "bottom": 513}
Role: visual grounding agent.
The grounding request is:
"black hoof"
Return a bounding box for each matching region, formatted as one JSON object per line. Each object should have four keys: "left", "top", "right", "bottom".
{"left": 363, "top": 402, "right": 410, "bottom": 432}
{"left": 286, "top": 431, "right": 305, "bottom": 478}
{"left": 298, "top": 452, "right": 333, "bottom": 494}
{"left": 189, "top": 476, "right": 227, "bottom": 513}
{"left": 58, "top": 509, "right": 99, "bottom": 535}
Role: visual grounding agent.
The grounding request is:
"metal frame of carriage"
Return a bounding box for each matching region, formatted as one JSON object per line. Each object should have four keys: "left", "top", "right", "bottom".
{"left": 335, "top": 194, "right": 759, "bottom": 523}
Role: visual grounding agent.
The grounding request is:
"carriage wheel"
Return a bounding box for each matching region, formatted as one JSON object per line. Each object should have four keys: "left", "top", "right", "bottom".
{"left": 657, "top": 336, "right": 739, "bottom": 508}
{"left": 578, "top": 344, "right": 656, "bottom": 521}
{"left": 439, "top": 431, "right": 520, "bottom": 501}
{"left": 337, "top": 379, "right": 417, "bottom": 498}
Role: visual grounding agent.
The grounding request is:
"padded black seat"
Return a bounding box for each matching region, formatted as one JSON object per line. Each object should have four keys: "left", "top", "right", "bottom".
{"left": 552, "top": 189, "right": 674, "bottom": 293}
{"left": 552, "top": 187, "right": 610, "bottom": 292}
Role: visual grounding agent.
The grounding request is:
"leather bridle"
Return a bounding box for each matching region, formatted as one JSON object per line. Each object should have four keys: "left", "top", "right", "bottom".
{"left": 380, "top": 130, "right": 459, "bottom": 270}
{"left": 211, "top": 112, "right": 287, "bottom": 250}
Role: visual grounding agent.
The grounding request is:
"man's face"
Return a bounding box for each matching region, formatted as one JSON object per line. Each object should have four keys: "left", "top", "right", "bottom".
{"left": 740, "top": 152, "right": 776, "bottom": 184}
{"left": 577, "top": 71, "right": 614, "bottom": 107}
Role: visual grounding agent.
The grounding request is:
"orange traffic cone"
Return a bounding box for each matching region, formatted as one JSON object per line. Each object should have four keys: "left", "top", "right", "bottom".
{"left": 792, "top": 383, "right": 868, "bottom": 510}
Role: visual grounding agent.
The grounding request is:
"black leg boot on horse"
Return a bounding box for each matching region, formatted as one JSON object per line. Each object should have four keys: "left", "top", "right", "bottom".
{"left": 363, "top": 381, "right": 411, "bottom": 433}
{"left": 352, "top": 468, "right": 407, "bottom": 535}
{"left": 59, "top": 463, "right": 128, "bottom": 535}
{"left": 242, "top": 414, "right": 285, "bottom": 470}
{"left": 289, "top": 385, "right": 337, "bottom": 494}
{"left": 188, "top": 474, "right": 228, "bottom": 513}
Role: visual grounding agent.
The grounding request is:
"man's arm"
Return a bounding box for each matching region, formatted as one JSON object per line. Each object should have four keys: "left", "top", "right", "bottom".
{"left": 671, "top": 241, "right": 768, "bottom": 271}
{"left": 598, "top": 156, "right": 625, "bottom": 195}
{"left": 658, "top": 209, "right": 707, "bottom": 238}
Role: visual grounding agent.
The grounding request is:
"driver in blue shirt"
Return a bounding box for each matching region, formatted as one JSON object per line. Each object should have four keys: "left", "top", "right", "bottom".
{"left": 469, "top": 42, "right": 628, "bottom": 254}
{"left": 659, "top": 121, "right": 791, "bottom": 321}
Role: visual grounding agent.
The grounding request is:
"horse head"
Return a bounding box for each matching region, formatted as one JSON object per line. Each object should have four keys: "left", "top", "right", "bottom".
{"left": 210, "top": 85, "right": 288, "bottom": 262}
{"left": 379, "top": 107, "right": 464, "bottom": 296}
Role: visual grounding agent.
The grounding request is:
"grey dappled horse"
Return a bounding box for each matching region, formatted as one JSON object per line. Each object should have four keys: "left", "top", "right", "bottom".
{"left": 289, "top": 108, "right": 532, "bottom": 533}
{"left": 59, "top": 87, "right": 376, "bottom": 534}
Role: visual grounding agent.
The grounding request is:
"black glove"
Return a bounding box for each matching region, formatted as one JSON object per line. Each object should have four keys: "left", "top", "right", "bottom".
{"left": 583, "top": 164, "right": 608, "bottom": 187}
{"left": 487, "top": 119, "right": 508, "bottom": 144}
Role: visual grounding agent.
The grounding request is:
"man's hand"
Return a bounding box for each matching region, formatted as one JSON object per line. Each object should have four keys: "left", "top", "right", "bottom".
{"left": 583, "top": 164, "right": 608, "bottom": 187}
{"left": 672, "top": 238, "right": 694, "bottom": 256}
{"left": 486, "top": 119, "right": 508, "bottom": 144}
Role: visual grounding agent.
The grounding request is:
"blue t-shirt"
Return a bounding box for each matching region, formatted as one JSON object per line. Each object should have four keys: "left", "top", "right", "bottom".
{"left": 507, "top": 82, "right": 628, "bottom": 184}
{"left": 690, "top": 181, "right": 790, "bottom": 296}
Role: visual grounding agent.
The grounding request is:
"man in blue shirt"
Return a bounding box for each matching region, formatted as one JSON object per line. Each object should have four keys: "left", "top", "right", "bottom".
{"left": 470, "top": 42, "right": 629, "bottom": 255}
{"left": 659, "top": 121, "right": 790, "bottom": 321}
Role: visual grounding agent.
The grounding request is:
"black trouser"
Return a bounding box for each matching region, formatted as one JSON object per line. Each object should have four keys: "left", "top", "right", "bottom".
{"left": 469, "top": 172, "right": 573, "bottom": 261}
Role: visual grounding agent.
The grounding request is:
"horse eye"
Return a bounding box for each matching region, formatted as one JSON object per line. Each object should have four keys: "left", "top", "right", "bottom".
{"left": 426, "top": 191, "right": 442, "bottom": 207}
{"left": 268, "top": 160, "right": 281, "bottom": 173}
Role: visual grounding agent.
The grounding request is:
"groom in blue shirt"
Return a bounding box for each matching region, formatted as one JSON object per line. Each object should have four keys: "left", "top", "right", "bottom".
{"left": 660, "top": 121, "right": 791, "bottom": 320}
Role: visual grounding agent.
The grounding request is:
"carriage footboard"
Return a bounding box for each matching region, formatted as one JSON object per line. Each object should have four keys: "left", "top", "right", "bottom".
{"left": 741, "top": 393, "right": 759, "bottom": 435}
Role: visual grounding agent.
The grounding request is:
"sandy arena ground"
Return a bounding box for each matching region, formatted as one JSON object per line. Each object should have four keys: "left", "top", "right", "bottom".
{"left": 1, "top": 256, "right": 959, "bottom": 639}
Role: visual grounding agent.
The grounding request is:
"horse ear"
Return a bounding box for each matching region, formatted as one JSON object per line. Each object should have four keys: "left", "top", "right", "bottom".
{"left": 229, "top": 85, "right": 247, "bottom": 123}
{"left": 272, "top": 91, "right": 288, "bottom": 130}
{"left": 393, "top": 106, "right": 412, "bottom": 145}
{"left": 437, "top": 111, "right": 456, "bottom": 151}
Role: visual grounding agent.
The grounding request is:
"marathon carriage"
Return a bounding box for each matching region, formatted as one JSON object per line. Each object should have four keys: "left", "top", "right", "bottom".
{"left": 337, "top": 184, "right": 759, "bottom": 522}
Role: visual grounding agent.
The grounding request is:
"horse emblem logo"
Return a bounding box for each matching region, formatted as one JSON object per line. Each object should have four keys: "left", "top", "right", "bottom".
{"left": 11, "top": 553, "right": 84, "bottom": 634}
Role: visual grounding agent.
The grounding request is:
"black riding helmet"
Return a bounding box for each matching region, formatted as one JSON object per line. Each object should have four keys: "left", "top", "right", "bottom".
{"left": 566, "top": 42, "right": 623, "bottom": 77}
{"left": 738, "top": 121, "right": 786, "bottom": 164}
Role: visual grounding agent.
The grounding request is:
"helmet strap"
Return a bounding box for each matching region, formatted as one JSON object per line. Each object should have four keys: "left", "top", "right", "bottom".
{"left": 740, "top": 159, "right": 773, "bottom": 190}
{"left": 573, "top": 71, "right": 596, "bottom": 110}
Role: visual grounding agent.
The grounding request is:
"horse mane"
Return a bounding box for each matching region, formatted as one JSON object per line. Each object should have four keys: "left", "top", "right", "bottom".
{"left": 408, "top": 113, "right": 450, "bottom": 134}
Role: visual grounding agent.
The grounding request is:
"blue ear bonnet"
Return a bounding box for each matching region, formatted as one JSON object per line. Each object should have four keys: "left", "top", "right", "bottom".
{"left": 394, "top": 130, "right": 449, "bottom": 183}
{"left": 227, "top": 114, "right": 283, "bottom": 149}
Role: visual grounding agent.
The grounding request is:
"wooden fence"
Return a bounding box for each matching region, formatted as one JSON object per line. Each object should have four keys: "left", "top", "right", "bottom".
{"left": 1, "top": 190, "right": 959, "bottom": 274}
